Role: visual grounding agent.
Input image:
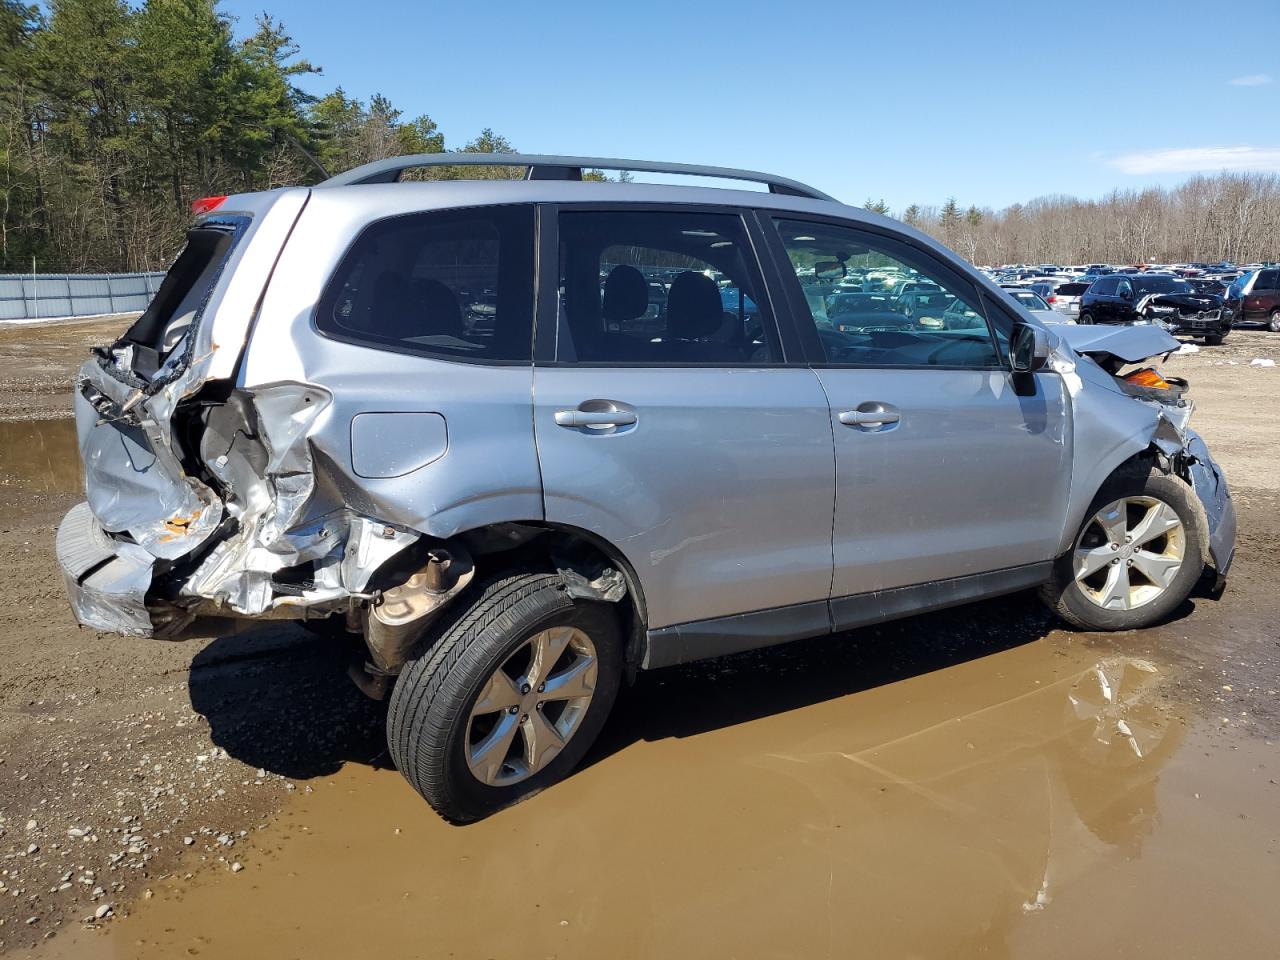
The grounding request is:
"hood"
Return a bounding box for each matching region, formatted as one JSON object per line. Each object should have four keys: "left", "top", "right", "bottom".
{"left": 1144, "top": 293, "right": 1222, "bottom": 311}
{"left": 1053, "top": 323, "right": 1180, "bottom": 364}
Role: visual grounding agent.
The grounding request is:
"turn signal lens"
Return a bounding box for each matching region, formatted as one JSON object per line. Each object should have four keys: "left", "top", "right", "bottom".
{"left": 191, "top": 195, "right": 228, "bottom": 217}
{"left": 1124, "top": 368, "right": 1171, "bottom": 389}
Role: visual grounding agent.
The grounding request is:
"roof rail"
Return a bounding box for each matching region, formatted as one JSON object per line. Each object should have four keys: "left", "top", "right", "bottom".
{"left": 318, "top": 153, "right": 836, "bottom": 202}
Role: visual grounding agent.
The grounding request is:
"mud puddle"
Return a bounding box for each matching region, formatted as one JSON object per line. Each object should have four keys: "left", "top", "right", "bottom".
{"left": 31, "top": 631, "right": 1280, "bottom": 960}
{"left": 0, "top": 417, "right": 80, "bottom": 496}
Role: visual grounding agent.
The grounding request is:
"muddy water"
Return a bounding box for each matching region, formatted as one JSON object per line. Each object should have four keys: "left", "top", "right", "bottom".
{"left": 0, "top": 417, "right": 80, "bottom": 495}
{"left": 38, "top": 633, "right": 1280, "bottom": 960}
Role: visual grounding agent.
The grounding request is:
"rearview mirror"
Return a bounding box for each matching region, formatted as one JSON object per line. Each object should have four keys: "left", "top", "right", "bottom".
{"left": 814, "top": 261, "right": 846, "bottom": 281}
{"left": 1010, "top": 322, "right": 1050, "bottom": 374}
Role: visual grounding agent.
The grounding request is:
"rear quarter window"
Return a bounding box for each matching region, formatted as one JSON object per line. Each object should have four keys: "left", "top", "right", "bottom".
{"left": 316, "top": 205, "right": 535, "bottom": 363}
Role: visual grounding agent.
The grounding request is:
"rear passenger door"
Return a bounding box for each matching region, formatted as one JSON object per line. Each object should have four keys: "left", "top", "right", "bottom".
{"left": 762, "top": 216, "right": 1071, "bottom": 620}
{"left": 532, "top": 206, "right": 835, "bottom": 649}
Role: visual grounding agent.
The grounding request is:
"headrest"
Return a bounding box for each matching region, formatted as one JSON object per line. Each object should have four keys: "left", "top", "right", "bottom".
{"left": 603, "top": 265, "right": 648, "bottom": 323}
{"left": 411, "top": 278, "right": 463, "bottom": 337}
{"left": 666, "top": 271, "right": 723, "bottom": 340}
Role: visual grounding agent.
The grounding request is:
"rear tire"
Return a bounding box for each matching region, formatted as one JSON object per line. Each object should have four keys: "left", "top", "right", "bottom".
{"left": 1041, "top": 467, "right": 1206, "bottom": 631}
{"left": 1269, "top": 309, "right": 1280, "bottom": 333}
{"left": 387, "top": 570, "right": 622, "bottom": 822}
{"left": 1078, "top": 312, "right": 1094, "bottom": 325}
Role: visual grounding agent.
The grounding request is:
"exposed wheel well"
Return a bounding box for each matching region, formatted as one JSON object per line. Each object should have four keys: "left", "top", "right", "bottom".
{"left": 453, "top": 521, "right": 650, "bottom": 674}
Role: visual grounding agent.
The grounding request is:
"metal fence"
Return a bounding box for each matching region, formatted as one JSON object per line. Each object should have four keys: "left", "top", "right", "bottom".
{"left": 0, "top": 272, "right": 163, "bottom": 321}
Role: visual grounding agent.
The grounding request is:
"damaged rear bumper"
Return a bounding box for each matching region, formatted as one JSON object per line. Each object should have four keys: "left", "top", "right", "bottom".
{"left": 57, "top": 501, "right": 156, "bottom": 636}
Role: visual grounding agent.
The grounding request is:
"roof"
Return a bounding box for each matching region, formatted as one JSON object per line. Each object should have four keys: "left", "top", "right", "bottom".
{"left": 318, "top": 153, "right": 836, "bottom": 201}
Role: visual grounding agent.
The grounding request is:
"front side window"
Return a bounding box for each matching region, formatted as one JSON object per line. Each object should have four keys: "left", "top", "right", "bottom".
{"left": 317, "top": 206, "right": 535, "bottom": 362}
{"left": 555, "top": 210, "right": 779, "bottom": 365}
{"left": 772, "top": 218, "right": 1003, "bottom": 368}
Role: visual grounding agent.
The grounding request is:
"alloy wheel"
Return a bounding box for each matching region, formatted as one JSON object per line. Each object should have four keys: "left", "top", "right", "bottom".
{"left": 1073, "top": 497, "right": 1186, "bottom": 611}
{"left": 465, "top": 626, "right": 599, "bottom": 787}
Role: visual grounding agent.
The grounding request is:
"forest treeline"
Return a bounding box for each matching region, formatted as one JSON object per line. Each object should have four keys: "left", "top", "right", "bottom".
{"left": 0, "top": 0, "right": 533, "bottom": 272}
{"left": 3, "top": 0, "right": 1278, "bottom": 274}
{"left": 880, "top": 173, "right": 1280, "bottom": 268}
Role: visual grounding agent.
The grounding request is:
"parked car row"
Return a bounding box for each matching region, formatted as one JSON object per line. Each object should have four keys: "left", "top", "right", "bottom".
{"left": 981, "top": 260, "right": 1280, "bottom": 342}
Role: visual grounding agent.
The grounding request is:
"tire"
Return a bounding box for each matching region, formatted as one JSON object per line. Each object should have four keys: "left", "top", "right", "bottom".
{"left": 1269, "top": 309, "right": 1280, "bottom": 333}
{"left": 1203, "top": 334, "right": 1223, "bottom": 346}
{"left": 1040, "top": 467, "right": 1206, "bottom": 631}
{"left": 387, "top": 570, "right": 622, "bottom": 822}
{"left": 1078, "top": 312, "right": 1094, "bottom": 325}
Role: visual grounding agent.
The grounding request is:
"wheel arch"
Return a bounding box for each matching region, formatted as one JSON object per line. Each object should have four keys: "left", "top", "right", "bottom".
{"left": 452, "top": 520, "right": 651, "bottom": 674}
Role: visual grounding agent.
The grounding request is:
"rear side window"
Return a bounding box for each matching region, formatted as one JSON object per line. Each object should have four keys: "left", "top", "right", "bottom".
{"left": 1256, "top": 269, "right": 1279, "bottom": 291}
{"left": 554, "top": 209, "right": 780, "bottom": 365}
{"left": 317, "top": 206, "right": 535, "bottom": 362}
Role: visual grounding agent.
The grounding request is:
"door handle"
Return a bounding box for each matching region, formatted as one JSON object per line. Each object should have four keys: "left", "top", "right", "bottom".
{"left": 554, "top": 409, "right": 638, "bottom": 428}
{"left": 838, "top": 409, "right": 900, "bottom": 426}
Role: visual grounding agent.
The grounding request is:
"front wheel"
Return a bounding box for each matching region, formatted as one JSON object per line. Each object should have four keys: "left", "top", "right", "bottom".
{"left": 1041, "top": 468, "right": 1206, "bottom": 631}
{"left": 387, "top": 570, "right": 622, "bottom": 822}
{"left": 1203, "top": 334, "right": 1223, "bottom": 346}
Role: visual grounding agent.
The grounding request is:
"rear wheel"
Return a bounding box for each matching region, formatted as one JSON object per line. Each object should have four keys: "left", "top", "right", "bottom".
{"left": 1041, "top": 468, "right": 1205, "bottom": 631}
{"left": 387, "top": 570, "right": 622, "bottom": 822}
{"left": 1269, "top": 309, "right": 1280, "bottom": 333}
{"left": 1078, "top": 312, "right": 1094, "bottom": 325}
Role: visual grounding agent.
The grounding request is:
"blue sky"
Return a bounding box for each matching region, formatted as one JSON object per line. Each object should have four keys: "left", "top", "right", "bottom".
{"left": 220, "top": 0, "right": 1279, "bottom": 212}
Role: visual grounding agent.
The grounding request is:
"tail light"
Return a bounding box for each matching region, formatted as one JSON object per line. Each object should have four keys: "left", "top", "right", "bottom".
{"left": 191, "top": 195, "right": 228, "bottom": 217}
{"left": 1046, "top": 294, "right": 1057, "bottom": 303}
{"left": 1123, "top": 368, "right": 1172, "bottom": 390}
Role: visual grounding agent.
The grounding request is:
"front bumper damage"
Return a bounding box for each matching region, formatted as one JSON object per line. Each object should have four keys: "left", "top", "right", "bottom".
{"left": 1051, "top": 322, "right": 1236, "bottom": 582}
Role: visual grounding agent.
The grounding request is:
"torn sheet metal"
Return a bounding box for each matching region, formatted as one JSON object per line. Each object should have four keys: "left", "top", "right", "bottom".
{"left": 57, "top": 501, "right": 156, "bottom": 636}
{"left": 1053, "top": 323, "right": 1180, "bottom": 365}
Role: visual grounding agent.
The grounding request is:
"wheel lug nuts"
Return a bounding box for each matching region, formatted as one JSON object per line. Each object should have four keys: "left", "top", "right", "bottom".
{"left": 521, "top": 684, "right": 531, "bottom": 695}
{"left": 537, "top": 683, "right": 545, "bottom": 693}
{"left": 509, "top": 706, "right": 518, "bottom": 715}
{"left": 1111, "top": 558, "right": 1120, "bottom": 564}
{"left": 521, "top": 714, "right": 528, "bottom": 722}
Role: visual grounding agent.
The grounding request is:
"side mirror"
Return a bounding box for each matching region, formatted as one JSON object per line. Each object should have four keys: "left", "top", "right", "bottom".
{"left": 814, "top": 260, "right": 847, "bottom": 281}
{"left": 1010, "top": 322, "right": 1051, "bottom": 374}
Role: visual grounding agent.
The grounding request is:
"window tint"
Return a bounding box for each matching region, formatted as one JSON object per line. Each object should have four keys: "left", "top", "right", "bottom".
{"left": 772, "top": 218, "right": 1002, "bottom": 368}
{"left": 317, "top": 206, "right": 534, "bottom": 362}
{"left": 1257, "top": 269, "right": 1279, "bottom": 290}
{"left": 555, "top": 210, "right": 778, "bottom": 364}
{"left": 120, "top": 218, "right": 246, "bottom": 378}
{"left": 1116, "top": 279, "right": 1133, "bottom": 298}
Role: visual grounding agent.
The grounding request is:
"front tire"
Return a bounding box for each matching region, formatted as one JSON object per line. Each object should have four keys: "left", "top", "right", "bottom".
{"left": 1041, "top": 467, "right": 1206, "bottom": 631}
{"left": 387, "top": 570, "right": 622, "bottom": 822}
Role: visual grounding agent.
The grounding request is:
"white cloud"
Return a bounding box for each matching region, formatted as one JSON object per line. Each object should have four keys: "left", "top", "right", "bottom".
{"left": 1107, "top": 146, "right": 1280, "bottom": 175}
{"left": 1229, "top": 73, "right": 1273, "bottom": 86}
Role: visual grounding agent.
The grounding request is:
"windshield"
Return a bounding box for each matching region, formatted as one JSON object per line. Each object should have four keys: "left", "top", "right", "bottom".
{"left": 1132, "top": 276, "right": 1193, "bottom": 296}
{"left": 1011, "top": 291, "right": 1049, "bottom": 310}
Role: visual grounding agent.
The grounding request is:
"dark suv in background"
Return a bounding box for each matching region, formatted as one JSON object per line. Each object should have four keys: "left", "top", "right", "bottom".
{"left": 1079, "top": 273, "right": 1230, "bottom": 343}
{"left": 1225, "top": 268, "right": 1280, "bottom": 332}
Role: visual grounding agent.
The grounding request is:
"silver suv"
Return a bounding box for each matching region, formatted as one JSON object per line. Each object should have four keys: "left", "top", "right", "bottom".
{"left": 57, "top": 155, "right": 1236, "bottom": 821}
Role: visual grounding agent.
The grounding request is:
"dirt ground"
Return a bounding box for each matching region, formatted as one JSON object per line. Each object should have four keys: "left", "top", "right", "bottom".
{"left": 0, "top": 318, "right": 1278, "bottom": 957}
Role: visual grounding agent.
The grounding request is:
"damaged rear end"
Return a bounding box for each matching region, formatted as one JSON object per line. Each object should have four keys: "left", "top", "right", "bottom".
{"left": 57, "top": 188, "right": 438, "bottom": 646}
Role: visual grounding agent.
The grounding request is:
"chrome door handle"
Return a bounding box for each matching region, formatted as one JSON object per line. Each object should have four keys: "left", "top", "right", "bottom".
{"left": 554, "top": 409, "right": 638, "bottom": 428}
{"left": 839, "top": 409, "right": 900, "bottom": 426}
